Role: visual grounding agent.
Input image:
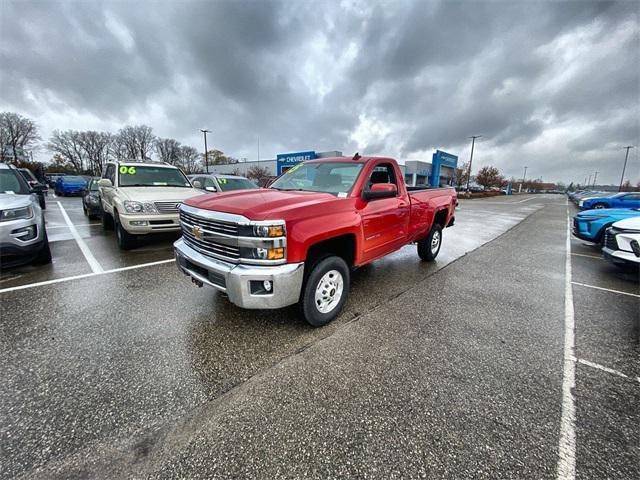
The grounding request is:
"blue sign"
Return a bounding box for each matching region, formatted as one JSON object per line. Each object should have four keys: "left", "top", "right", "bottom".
{"left": 431, "top": 150, "right": 458, "bottom": 187}
{"left": 276, "top": 151, "right": 317, "bottom": 175}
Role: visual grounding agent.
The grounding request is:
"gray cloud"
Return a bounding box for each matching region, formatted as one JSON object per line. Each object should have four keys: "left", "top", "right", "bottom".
{"left": 1, "top": 0, "right": 638, "bottom": 184}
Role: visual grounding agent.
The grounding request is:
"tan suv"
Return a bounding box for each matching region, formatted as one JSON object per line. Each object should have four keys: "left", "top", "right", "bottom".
{"left": 98, "top": 160, "right": 203, "bottom": 249}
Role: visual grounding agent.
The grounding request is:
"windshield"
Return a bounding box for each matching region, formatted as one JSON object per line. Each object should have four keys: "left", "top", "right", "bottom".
{"left": 88, "top": 179, "right": 99, "bottom": 191}
{"left": 20, "top": 169, "right": 37, "bottom": 181}
{"left": 0, "top": 169, "right": 31, "bottom": 194}
{"left": 217, "top": 177, "right": 258, "bottom": 191}
{"left": 270, "top": 162, "right": 365, "bottom": 195}
{"left": 118, "top": 165, "right": 191, "bottom": 187}
{"left": 62, "top": 176, "right": 86, "bottom": 182}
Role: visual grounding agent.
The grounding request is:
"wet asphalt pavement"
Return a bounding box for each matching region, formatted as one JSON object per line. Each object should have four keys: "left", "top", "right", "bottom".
{"left": 1, "top": 194, "right": 637, "bottom": 479}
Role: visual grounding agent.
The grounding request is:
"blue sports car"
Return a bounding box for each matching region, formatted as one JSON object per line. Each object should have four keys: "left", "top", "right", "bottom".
{"left": 54, "top": 175, "right": 87, "bottom": 196}
{"left": 572, "top": 208, "right": 640, "bottom": 245}
{"left": 579, "top": 192, "right": 640, "bottom": 210}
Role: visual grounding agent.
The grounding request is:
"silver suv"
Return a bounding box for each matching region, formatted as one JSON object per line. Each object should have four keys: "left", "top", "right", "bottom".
{"left": 0, "top": 163, "right": 51, "bottom": 267}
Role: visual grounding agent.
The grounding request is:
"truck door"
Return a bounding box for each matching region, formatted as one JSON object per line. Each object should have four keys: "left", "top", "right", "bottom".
{"left": 100, "top": 164, "right": 116, "bottom": 213}
{"left": 359, "top": 163, "right": 410, "bottom": 262}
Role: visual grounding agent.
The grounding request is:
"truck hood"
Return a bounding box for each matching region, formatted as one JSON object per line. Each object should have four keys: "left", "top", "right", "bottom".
{"left": 184, "top": 188, "right": 339, "bottom": 220}
{"left": 117, "top": 187, "right": 204, "bottom": 202}
{"left": 0, "top": 192, "right": 33, "bottom": 209}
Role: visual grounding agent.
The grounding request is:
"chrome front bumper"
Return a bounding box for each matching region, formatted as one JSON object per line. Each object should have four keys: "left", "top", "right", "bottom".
{"left": 174, "top": 238, "right": 304, "bottom": 309}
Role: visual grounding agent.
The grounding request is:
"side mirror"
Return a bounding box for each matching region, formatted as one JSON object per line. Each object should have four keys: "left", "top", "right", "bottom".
{"left": 205, "top": 186, "right": 217, "bottom": 192}
{"left": 98, "top": 178, "right": 113, "bottom": 188}
{"left": 363, "top": 183, "right": 397, "bottom": 201}
{"left": 192, "top": 180, "right": 202, "bottom": 189}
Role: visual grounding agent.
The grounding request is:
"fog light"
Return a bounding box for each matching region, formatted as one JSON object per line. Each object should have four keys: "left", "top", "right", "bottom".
{"left": 256, "top": 248, "right": 268, "bottom": 259}
{"left": 12, "top": 225, "right": 37, "bottom": 241}
{"left": 130, "top": 220, "right": 148, "bottom": 226}
{"left": 263, "top": 280, "right": 272, "bottom": 292}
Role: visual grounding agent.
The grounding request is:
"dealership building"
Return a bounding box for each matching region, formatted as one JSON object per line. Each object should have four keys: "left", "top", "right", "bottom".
{"left": 209, "top": 149, "right": 458, "bottom": 187}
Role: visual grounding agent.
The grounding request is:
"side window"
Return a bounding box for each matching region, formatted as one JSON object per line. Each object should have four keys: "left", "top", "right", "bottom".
{"left": 105, "top": 164, "right": 115, "bottom": 184}
{"left": 366, "top": 163, "right": 398, "bottom": 190}
{"left": 624, "top": 193, "right": 640, "bottom": 200}
{"left": 204, "top": 177, "right": 215, "bottom": 188}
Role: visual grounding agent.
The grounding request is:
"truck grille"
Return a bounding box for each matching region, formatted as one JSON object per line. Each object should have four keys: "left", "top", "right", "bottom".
{"left": 180, "top": 210, "right": 240, "bottom": 262}
{"left": 179, "top": 210, "right": 239, "bottom": 236}
{"left": 155, "top": 201, "right": 182, "bottom": 213}
{"left": 603, "top": 229, "right": 618, "bottom": 250}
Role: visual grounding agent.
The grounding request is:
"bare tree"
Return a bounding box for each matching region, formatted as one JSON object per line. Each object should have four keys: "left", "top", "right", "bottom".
{"left": 179, "top": 145, "right": 201, "bottom": 173}
{"left": 47, "top": 130, "right": 86, "bottom": 173}
{"left": 246, "top": 165, "right": 271, "bottom": 186}
{"left": 80, "top": 131, "right": 112, "bottom": 175}
{"left": 116, "top": 125, "right": 156, "bottom": 159}
{"left": 475, "top": 166, "right": 504, "bottom": 189}
{"left": 455, "top": 161, "right": 470, "bottom": 188}
{"left": 0, "top": 112, "right": 40, "bottom": 163}
{"left": 156, "top": 138, "right": 182, "bottom": 165}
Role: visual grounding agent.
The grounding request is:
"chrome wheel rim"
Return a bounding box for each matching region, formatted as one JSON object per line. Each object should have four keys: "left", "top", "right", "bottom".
{"left": 431, "top": 230, "right": 441, "bottom": 253}
{"left": 314, "top": 270, "right": 344, "bottom": 314}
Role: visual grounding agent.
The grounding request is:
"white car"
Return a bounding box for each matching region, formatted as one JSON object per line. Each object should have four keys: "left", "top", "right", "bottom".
{"left": 98, "top": 160, "right": 204, "bottom": 249}
{"left": 602, "top": 217, "right": 640, "bottom": 269}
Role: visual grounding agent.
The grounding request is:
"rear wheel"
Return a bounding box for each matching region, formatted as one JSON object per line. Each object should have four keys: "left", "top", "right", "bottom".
{"left": 299, "top": 255, "right": 349, "bottom": 327}
{"left": 593, "top": 203, "right": 607, "bottom": 209}
{"left": 114, "top": 210, "right": 137, "bottom": 250}
{"left": 418, "top": 223, "right": 442, "bottom": 262}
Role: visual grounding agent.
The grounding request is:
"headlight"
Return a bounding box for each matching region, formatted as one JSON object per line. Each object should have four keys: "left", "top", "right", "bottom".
{"left": 252, "top": 224, "right": 285, "bottom": 237}
{"left": 0, "top": 206, "right": 33, "bottom": 222}
{"left": 88, "top": 195, "right": 99, "bottom": 204}
{"left": 578, "top": 200, "right": 584, "bottom": 206}
{"left": 123, "top": 201, "right": 157, "bottom": 214}
{"left": 240, "top": 247, "right": 285, "bottom": 261}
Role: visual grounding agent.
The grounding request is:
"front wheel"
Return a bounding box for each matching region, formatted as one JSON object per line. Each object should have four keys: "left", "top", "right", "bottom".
{"left": 114, "top": 211, "right": 137, "bottom": 250}
{"left": 32, "top": 230, "right": 52, "bottom": 265}
{"left": 299, "top": 256, "right": 350, "bottom": 327}
{"left": 418, "top": 224, "right": 442, "bottom": 262}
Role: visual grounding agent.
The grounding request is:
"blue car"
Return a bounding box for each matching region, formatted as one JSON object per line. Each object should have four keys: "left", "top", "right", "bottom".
{"left": 579, "top": 192, "right": 640, "bottom": 210}
{"left": 572, "top": 208, "right": 640, "bottom": 245}
{"left": 54, "top": 175, "right": 87, "bottom": 196}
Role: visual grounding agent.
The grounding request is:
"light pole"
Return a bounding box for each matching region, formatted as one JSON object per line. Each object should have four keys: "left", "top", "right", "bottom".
{"left": 200, "top": 129, "right": 210, "bottom": 173}
{"left": 619, "top": 146, "right": 634, "bottom": 192}
{"left": 520, "top": 166, "right": 528, "bottom": 193}
{"left": 465, "top": 135, "right": 482, "bottom": 192}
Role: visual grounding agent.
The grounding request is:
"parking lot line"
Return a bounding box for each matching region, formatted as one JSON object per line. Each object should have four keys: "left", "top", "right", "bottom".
{"left": 57, "top": 201, "right": 104, "bottom": 274}
{"left": 0, "top": 258, "right": 175, "bottom": 294}
{"left": 46, "top": 223, "right": 100, "bottom": 229}
{"left": 557, "top": 215, "right": 576, "bottom": 480}
{"left": 575, "top": 358, "right": 640, "bottom": 383}
{"left": 571, "top": 281, "right": 640, "bottom": 298}
{"left": 570, "top": 252, "right": 601, "bottom": 259}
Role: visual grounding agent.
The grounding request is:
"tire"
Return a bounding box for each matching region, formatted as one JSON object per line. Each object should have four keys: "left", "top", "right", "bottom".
{"left": 32, "top": 230, "right": 52, "bottom": 265}
{"left": 418, "top": 223, "right": 443, "bottom": 262}
{"left": 101, "top": 204, "right": 114, "bottom": 230}
{"left": 299, "top": 255, "right": 350, "bottom": 327}
{"left": 83, "top": 203, "right": 88, "bottom": 216}
{"left": 114, "top": 210, "right": 137, "bottom": 250}
{"left": 39, "top": 195, "right": 46, "bottom": 210}
{"left": 593, "top": 203, "right": 607, "bottom": 209}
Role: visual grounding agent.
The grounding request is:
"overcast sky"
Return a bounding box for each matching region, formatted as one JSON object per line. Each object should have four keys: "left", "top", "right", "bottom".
{"left": 1, "top": 0, "right": 638, "bottom": 184}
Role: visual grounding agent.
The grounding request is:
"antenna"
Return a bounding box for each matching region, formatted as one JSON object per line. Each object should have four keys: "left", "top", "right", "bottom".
{"left": 353, "top": 152, "right": 361, "bottom": 161}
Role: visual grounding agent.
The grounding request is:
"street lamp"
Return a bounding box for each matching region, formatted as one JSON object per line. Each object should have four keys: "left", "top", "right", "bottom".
{"left": 465, "top": 135, "right": 482, "bottom": 192}
{"left": 200, "top": 129, "right": 210, "bottom": 173}
{"left": 619, "top": 146, "right": 634, "bottom": 192}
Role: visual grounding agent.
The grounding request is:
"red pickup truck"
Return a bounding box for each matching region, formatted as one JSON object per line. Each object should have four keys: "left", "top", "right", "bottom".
{"left": 174, "top": 156, "right": 457, "bottom": 326}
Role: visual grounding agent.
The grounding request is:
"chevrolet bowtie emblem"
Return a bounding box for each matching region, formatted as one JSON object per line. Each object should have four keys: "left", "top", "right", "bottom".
{"left": 191, "top": 225, "right": 203, "bottom": 240}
